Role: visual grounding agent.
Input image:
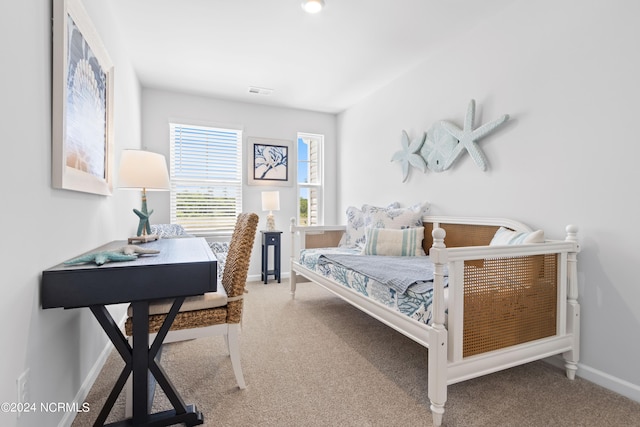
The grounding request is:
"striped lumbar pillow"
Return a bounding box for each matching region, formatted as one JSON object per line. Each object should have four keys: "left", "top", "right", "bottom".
{"left": 361, "top": 226, "right": 425, "bottom": 256}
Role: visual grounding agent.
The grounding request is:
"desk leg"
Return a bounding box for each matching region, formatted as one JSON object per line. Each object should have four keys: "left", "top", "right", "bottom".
{"left": 131, "top": 301, "right": 150, "bottom": 424}
{"left": 89, "top": 301, "right": 203, "bottom": 427}
{"left": 90, "top": 306, "right": 133, "bottom": 426}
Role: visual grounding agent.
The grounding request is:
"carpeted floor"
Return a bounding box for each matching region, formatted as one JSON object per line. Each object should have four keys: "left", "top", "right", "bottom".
{"left": 72, "top": 281, "right": 640, "bottom": 426}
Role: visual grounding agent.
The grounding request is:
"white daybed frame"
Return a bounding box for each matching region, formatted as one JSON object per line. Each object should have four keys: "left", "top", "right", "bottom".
{"left": 289, "top": 216, "right": 580, "bottom": 427}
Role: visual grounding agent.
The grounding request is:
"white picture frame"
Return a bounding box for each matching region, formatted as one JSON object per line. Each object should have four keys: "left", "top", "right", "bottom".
{"left": 52, "top": 0, "right": 114, "bottom": 196}
{"left": 247, "top": 137, "right": 293, "bottom": 187}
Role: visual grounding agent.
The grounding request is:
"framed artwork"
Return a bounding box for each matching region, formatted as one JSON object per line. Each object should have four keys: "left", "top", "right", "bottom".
{"left": 247, "top": 137, "right": 293, "bottom": 186}
{"left": 52, "top": 0, "right": 114, "bottom": 196}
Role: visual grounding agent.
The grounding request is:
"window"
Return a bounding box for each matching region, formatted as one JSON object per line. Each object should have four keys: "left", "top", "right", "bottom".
{"left": 297, "top": 133, "right": 324, "bottom": 226}
{"left": 170, "top": 123, "right": 242, "bottom": 236}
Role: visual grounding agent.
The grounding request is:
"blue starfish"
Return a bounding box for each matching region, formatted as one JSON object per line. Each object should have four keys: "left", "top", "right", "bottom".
{"left": 64, "top": 251, "right": 137, "bottom": 266}
{"left": 440, "top": 99, "right": 509, "bottom": 171}
{"left": 134, "top": 207, "right": 153, "bottom": 236}
{"left": 391, "top": 130, "right": 427, "bottom": 182}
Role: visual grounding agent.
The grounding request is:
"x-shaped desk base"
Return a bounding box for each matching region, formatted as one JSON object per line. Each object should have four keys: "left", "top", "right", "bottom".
{"left": 89, "top": 297, "right": 204, "bottom": 426}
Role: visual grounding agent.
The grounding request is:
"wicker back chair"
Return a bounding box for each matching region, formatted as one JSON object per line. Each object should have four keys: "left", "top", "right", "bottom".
{"left": 124, "top": 213, "right": 259, "bottom": 416}
{"left": 220, "top": 212, "right": 259, "bottom": 323}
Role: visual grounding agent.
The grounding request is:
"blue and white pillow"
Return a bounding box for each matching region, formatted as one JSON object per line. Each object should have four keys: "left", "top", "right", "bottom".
{"left": 362, "top": 202, "right": 430, "bottom": 230}
{"left": 151, "top": 223, "right": 192, "bottom": 238}
{"left": 489, "top": 227, "right": 544, "bottom": 245}
{"left": 341, "top": 202, "right": 400, "bottom": 248}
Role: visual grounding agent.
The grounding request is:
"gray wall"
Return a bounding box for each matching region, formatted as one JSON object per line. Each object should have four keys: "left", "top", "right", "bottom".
{"left": 336, "top": 0, "right": 640, "bottom": 401}
{"left": 1, "top": 1, "right": 143, "bottom": 426}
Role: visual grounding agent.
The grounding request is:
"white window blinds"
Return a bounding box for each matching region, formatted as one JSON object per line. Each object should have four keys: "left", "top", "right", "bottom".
{"left": 170, "top": 123, "right": 243, "bottom": 235}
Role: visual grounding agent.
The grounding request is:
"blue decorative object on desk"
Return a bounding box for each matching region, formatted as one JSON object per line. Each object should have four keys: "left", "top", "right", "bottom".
{"left": 64, "top": 251, "right": 137, "bottom": 266}
{"left": 64, "top": 245, "right": 160, "bottom": 266}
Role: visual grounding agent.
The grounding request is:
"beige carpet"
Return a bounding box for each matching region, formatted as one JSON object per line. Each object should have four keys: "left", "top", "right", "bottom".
{"left": 72, "top": 281, "right": 640, "bottom": 426}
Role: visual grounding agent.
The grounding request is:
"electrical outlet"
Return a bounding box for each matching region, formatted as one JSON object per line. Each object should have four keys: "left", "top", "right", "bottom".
{"left": 17, "top": 369, "right": 29, "bottom": 418}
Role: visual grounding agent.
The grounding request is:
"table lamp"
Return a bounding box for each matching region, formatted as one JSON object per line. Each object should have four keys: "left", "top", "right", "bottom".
{"left": 118, "top": 149, "right": 170, "bottom": 243}
{"left": 261, "top": 191, "right": 280, "bottom": 231}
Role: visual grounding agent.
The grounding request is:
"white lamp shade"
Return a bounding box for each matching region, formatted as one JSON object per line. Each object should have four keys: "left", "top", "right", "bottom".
{"left": 118, "top": 150, "right": 170, "bottom": 191}
{"left": 261, "top": 191, "right": 280, "bottom": 211}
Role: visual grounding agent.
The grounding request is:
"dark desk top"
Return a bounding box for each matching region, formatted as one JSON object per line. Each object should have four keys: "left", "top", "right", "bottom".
{"left": 42, "top": 238, "right": 217, "bottom": 309}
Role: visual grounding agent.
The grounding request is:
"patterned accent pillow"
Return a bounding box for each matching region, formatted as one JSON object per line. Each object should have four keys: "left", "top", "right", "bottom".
{"left": 150, "top": 224, "right": 191, "bottom": 238}
{"left": 361, "top": 227, "right": 426, "bottom": 256}
{"left": 489, "top": 227, "right": 544, "bottom": 245}
{"left": 362, "top": 202, "right": 430, "bottom": 230}
{"left": 341, "top": 202, "right": 400, "bottom": 248}
{"left": 209, "top": 242, "right": 230, "bottom": 281}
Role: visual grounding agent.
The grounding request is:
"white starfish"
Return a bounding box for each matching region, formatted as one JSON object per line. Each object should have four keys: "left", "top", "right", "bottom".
{"left": 391, "top": 130, "right": 426, "bottom": 182}
{"left": 119, "top": 245, "right": 160, "bottom": 256}
{"left": 440, "top": 99, "right": 509, "bottom": 171}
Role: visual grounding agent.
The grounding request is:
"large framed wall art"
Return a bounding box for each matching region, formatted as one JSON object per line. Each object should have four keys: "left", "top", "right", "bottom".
{"left": 247, "top": 137, "right": 292, "bottom": 186}
{"left": 52, "top": 0, "right": 114, "bottom": 195}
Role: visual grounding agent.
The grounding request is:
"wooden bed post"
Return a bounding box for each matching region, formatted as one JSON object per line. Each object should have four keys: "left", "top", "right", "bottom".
{"left": 563, "top": 224, "right": 580, "bottom": 380}
{"left": 428, "top": 227, "right": 448, "bottom": 427}
{"left": 290, "top": 217, "right": 298, "bottom": 298}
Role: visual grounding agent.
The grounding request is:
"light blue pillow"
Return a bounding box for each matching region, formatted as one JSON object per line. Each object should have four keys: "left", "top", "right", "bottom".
{"left": 489, "top": 227, "right": 544, "bottom": 245}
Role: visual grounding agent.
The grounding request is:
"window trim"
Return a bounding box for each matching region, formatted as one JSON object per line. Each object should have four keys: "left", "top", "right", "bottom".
{"left": 297, "top": 132, "right": 324, "bottom": 226}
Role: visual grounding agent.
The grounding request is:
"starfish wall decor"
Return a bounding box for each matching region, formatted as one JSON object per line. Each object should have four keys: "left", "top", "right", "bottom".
{"left": 390, "top": 130, "right": 427, "bottom": 182}
{"left": 439, "top": 99, "right": 509, "bottom": 172}
{"left": 391, "top": 99, "right": 510, "bottom": 181}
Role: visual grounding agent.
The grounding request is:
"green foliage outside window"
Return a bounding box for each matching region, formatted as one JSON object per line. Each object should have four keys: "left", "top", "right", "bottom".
{"left": 299, "top": 197, "right": 308, "bottom": 225}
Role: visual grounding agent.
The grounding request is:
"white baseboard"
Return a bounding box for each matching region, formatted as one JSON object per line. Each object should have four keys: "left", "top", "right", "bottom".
{"left": 545, "top": 355, "right": 640, "bottom": 403}
{"left": 59, "top": 313, "right": 128, "bottom": 427}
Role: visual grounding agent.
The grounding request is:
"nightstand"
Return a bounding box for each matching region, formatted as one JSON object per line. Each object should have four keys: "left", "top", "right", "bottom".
{"left": 261, "top": 230, "right": 282, "bottom": 284}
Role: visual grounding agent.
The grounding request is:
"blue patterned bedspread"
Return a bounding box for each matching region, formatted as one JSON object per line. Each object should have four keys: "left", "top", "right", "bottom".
{"left": 300, "top": 247, "right": 442, "bottom": 325}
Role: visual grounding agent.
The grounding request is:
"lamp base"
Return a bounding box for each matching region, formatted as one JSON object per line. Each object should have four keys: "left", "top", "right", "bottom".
{"left": 127, "top": 234, "right": 159, "bottom": 244}
{"left": 266, "top": 213, "right": 276, "bottom": 231}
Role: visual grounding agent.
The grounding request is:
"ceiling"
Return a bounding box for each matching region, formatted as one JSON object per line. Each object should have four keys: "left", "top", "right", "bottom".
{"left": 109, "top": 0, "right": 515, "bottom": 114}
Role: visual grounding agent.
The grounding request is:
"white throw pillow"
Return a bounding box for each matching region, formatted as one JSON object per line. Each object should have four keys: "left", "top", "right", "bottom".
{"left": 489, "top": 227, "right": 545, "bottom": 245}
{"left": 361, "top": 226, "right": 426, "bottom": 256}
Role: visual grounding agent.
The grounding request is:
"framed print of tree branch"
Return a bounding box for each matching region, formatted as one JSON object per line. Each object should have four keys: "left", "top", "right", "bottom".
{"left": 247, "top": 137, "right": 292, "bottom": 186}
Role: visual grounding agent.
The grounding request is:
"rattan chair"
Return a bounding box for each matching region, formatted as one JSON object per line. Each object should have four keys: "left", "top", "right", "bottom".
{"left": 123, "top": 213, "right": 259, "bottom": 416}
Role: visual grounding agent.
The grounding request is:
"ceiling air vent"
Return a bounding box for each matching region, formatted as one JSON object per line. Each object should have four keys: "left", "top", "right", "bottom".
{"left": 248, "top": 86, "right": 273, "bottom": 96}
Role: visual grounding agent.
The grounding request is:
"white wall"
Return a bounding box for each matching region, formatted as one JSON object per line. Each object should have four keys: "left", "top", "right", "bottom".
{"left": 0, "top": 1, "right": 142, "bottom": 426}
{"left": 141, "top": 88, "right": 337, "bottom": 279}
{"left": 337, "top": 0, "right": 640, "bottom": 401}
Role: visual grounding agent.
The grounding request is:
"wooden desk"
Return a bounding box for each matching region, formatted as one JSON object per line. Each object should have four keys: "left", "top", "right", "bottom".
{"left": 42, "top": 238, "right": 216, "bottom": 426}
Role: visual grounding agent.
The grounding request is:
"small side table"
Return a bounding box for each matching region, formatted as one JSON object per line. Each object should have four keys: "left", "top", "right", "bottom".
{"left": 261, "top": 230, "right": 282, "bottom": 284}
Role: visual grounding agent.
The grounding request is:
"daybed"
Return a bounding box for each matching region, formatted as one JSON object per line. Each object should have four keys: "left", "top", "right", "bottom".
{"left": 289, "top": 211, "right": 580, "bottom": 427}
